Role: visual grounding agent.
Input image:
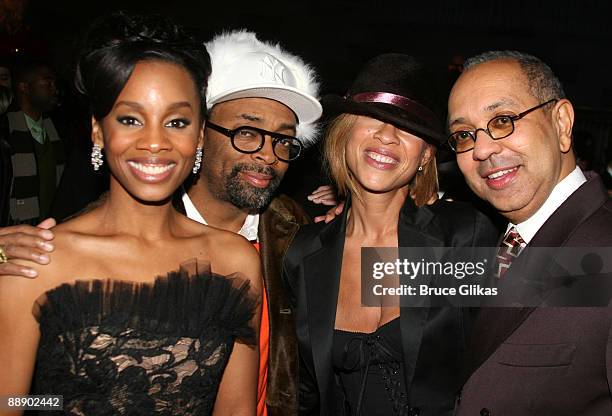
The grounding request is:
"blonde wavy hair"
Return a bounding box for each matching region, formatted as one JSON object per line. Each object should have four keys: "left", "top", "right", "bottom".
{"left": 324, "top": 113, "right": 438, "bottom": 206}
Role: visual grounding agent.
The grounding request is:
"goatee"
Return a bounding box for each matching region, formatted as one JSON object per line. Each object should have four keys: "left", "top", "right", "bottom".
{"left": 224, "top": 163, "right": 282, "bottom": 210}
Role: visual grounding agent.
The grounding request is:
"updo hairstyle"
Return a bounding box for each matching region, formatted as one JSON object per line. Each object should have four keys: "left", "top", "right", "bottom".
{"left": 75, "top": 12, "right": 211, "bottom": 122}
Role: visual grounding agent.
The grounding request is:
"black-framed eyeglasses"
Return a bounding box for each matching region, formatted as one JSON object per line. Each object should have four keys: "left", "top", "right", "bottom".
{"left": 447, "top": 99, "right": 558, "bottom": 154}
{"left": 206, "top": 121, "right": 303, "bottom": 162}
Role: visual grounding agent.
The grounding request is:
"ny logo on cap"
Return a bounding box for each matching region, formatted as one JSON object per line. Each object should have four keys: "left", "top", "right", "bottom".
{"left": 261, "top": 54, "right": 287, "bottom": 84}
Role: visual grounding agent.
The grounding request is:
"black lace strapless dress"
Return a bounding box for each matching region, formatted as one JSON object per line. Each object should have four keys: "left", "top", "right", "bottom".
{"left": 31, "top": 268, "right": 257, "bottom": 415}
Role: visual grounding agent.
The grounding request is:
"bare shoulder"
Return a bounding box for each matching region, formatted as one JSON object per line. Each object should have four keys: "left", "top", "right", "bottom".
{"left": 170, "top": 214, "right": 261, "bottom": 287}
{"left": 202, "top": 228, "right": 262, "bottom": 293}
{"left": 212, "top": 228, "right": 259, "bottom": 263}
{"left": 0, "top": 228, "right": 79, "bottom": 362}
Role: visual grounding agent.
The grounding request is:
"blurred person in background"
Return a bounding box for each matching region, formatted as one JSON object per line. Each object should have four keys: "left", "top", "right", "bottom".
{"left": 0, "top": 61, "right": 13, "bottom": 224}
{"left": 4, "top": 58, "right": 64, "bottom": 225}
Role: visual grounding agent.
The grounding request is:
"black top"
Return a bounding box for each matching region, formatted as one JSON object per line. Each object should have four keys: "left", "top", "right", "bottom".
{"left": 333, "top": 318, "right": 409, "bottom": 415}
{"left": 32, "top": 268, "right": 256, "bottom": 415}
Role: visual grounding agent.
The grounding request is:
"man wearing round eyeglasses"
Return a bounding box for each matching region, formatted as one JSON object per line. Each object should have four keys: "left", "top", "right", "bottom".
{"left": 197, "top": 99, "right": 309, "bottom": 213}
{"left": 180, "top": 31, "right": 322, "bottom": 416}
{"left": 448, "top": 51, "right": 612, "bottom": 415}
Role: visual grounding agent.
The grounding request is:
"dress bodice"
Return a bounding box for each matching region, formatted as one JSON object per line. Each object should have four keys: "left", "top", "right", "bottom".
{"left": 32, "top": 268, "right": 256, "bottom": 415}
{"left": 333, "top": 318, "right": 410, "bottom": 415}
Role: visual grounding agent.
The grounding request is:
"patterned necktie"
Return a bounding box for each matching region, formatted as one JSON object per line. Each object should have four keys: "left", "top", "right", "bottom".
{"left": 494, "top": 226, "right": 526, "bottom": 278}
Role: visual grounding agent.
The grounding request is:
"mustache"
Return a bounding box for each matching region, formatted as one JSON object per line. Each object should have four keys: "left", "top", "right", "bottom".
{"left": 232, "top": 163, "right": 278, "bottom": 179}
{"left": 476, "top": 156, "right": 522, "bottom": 177}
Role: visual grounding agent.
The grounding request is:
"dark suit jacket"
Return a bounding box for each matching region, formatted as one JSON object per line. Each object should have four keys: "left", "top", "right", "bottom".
{"left": 457, "top": 172, "right": 612, "bottom": 416}
{"left": 283, "top": 197, "right": 499, "bottom": 415}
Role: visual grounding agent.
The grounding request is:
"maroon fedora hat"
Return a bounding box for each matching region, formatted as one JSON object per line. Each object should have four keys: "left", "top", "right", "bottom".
{"left": 321, "top": 53, "right": 446, "bottom": 146}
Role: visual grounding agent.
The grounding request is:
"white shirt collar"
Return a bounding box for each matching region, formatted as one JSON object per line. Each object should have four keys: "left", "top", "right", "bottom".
{"left": 506, "top": 166, "right": 587, "bottom": 243}
{"left": 181, "top": 192, "right": 260, "bottom": 242}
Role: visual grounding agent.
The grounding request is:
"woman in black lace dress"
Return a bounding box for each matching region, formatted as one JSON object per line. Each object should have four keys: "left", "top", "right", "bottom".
{"left": 0, "top": 13, "right": 261, "bottom": 415}
{"left": 283, "top": 54, "right": 499, "bottom": 415}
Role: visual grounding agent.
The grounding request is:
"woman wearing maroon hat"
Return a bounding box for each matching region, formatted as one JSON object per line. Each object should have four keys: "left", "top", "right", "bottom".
{"left": 283, "top": 54, "right": 498, "bottom": 416}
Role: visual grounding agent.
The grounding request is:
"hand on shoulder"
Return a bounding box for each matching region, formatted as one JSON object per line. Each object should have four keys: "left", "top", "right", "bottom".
{"left": 0, "top": 218, "right": 56, "bottom": 278}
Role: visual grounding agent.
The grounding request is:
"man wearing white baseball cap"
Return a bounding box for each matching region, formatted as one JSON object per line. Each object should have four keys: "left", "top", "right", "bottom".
{"left": 178, "top": 30, "right": 322, "bottom": 416}
{"left": 0, "top": 30, "right": 322, "bottom": 416}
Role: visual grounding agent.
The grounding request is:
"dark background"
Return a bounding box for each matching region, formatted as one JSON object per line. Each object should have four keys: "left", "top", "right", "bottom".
{"left": 3, "top": 0, "right": 611, "bottom": 219}
{"left": 25, "top": 0, "right": 612, "bottom": 106}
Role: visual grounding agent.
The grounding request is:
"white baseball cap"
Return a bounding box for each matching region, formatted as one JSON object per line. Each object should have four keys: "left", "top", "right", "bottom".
{"left": 205, "top": 30, "right": 322, "bottom": 146}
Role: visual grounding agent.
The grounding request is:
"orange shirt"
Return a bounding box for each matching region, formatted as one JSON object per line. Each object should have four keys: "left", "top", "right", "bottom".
{"left": 252, "top": 242, "right": 269, "bottom": 416}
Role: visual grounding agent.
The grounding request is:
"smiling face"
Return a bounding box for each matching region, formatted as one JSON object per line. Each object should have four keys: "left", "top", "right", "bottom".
{"left": 92, "top": 60, "right": 203, "bottom": 203}
{"left": 201, "top": 97, "right": 296, "bottom": 210}
{"left": 344, "top": 115, "right": 430, "bottom": 196}
{"left": 449, "top": 59, "right": 575, "bottom": 223}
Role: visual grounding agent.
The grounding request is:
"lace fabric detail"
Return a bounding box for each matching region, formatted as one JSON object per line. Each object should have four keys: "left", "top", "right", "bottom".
{"left": 32, "top": 268, "right": 257, "bottom": 415}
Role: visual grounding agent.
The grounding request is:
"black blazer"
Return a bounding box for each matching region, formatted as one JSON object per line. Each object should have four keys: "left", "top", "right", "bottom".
{"left": 283, "top": 197, "right": 499, "bottom": 416}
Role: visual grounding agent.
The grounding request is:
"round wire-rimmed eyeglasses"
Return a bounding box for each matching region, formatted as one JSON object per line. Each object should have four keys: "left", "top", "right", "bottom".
{"left": 448, "top": 99, "right": 558, "bottom": 153}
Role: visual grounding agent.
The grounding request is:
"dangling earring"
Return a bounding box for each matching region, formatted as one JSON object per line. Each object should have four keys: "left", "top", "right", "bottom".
{"left": 417, "top": 165, "right": 423, "bottom": 172}
{"left": 193, "top": 146, "right": 203, "bottom": 174}
{"left": 91, "top": 144, "right": 103, "bottom": 171}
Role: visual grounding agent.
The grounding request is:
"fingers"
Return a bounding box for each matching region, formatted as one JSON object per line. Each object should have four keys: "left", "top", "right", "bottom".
{"left": 0, "top": 224, "right": 55, "bottom": 241}
{"left": 313, "top": 215, "right": 327, "bottom": 223}
{"left": 0, "top": 225, "right": 55, "bottom": 278}
{"left": 0, "top": 261, "right": 39, "bottom": 278}
{"left": 37, "top": 218, "right": 57, "bottom": 229}
{"left": 0, "top": 230, "right": 55, "bottom": 253}
{"left": 309, "top": 186, "right": 334, "bottom": 197}
{"left": 1, "top": 243, "right": 50, "bottom": 264}
{"left": 308, "top": 185, "right": 333, "bottom": 197}
{"left": 307, "top": 185, "right": 338, "bottom": 206}
{"left": 308, "top": 193, "right": 335, "bottom": 204}
{"left": 318, "top": 201, "right": 344, "bottom": 224}
{"left": 323, "top": 201, "right": 346, "bottom": 223}
{"left": 317, "top": 198, "right": 337, "bottom": 206}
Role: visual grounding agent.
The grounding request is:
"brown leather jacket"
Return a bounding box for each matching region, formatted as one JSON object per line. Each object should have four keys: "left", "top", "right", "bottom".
{"left": 258, "top": 194, "right": 310, "bottom": 416}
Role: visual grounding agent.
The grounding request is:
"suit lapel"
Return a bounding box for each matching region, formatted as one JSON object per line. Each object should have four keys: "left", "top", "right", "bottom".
{"left": 303, "top": 211, "right": 347, "bottom": 408}
{"left": 528, "top": 172, "right": 608, "bottom": 248}
{"left": 397, "top": 198, "right": 444, "bottom": 391}
{"left": 462, "top": 172, "right": 609, "bottom": 382}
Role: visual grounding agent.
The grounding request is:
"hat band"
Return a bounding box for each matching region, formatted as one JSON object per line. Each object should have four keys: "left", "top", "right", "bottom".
{"left": 349, "top": 92, "right": 440, "bottom": 131}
